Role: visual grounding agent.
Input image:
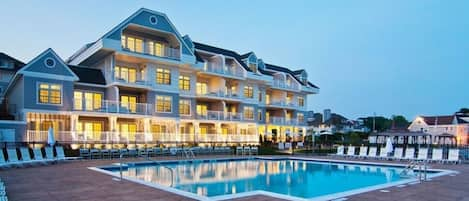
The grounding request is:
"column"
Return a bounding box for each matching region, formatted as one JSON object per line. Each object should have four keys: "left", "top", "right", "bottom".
{"left": 70, "top": 114, "right": 78, "bottom": 141}
{"left": 215, "top": 122, "right": 222, "bottom": 142}
{"left": 143, "top": 118, "right": 151, "bottom": 143}
{"left": 109, "top": 116, "right": 117, "bottom": 142}
{"left": 194, "top": 122, "right": 200, "bottom": 144}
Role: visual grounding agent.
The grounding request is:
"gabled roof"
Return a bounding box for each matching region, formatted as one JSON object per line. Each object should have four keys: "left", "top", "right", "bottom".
{"left": 265, "top": 63, "right": 308, "bottom": 86}
{"left": 69, "top": 65, "right": 106, "bottom": 85}
{"left": 193, "top": 42, "right": 251, "bottom": 72}
{"left": 293, "top": 69, "right": 305, "bottom": 75}
{"left": 0, "top": 52, "right": 25, "bottom": 71}
{"left": 240, "top": 52, "right": 251, "bottom": 59}
{"left": 420, "top": 115, "right": 455, "bottom": 125}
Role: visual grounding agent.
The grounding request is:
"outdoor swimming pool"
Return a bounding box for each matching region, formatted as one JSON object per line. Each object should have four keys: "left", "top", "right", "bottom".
{"left": 94, "top": 157, "right": 449, "bottom": 200}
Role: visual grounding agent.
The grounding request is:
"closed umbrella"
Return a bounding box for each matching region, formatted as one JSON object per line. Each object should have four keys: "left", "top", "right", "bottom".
{"left": 47, "top": 127, "right": 55, "bottom": 146}
{"left": 385, "top": 137, "right": 393, "bottom": 155}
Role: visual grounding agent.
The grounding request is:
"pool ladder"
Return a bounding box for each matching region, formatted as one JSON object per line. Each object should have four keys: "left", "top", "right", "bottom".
{"left": 400, "top": 161, "right": 427, "bottom": 181}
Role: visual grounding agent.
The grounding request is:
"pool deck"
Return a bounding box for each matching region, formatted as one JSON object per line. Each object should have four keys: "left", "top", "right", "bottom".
{"left": 0, "top": 155, "right": 467, "bottom": 201}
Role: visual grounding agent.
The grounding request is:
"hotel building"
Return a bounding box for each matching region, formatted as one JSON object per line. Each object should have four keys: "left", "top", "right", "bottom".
{"left": 0, "top": 8, "right": 319, "bottom": 147}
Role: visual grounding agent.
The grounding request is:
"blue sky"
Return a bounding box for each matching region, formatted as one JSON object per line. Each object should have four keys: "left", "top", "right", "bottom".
{"left": 1, "top": 0, "right": 468, "bottom": 120}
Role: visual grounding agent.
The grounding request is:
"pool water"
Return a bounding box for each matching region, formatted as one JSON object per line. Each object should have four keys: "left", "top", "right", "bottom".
{"left": 107, "top": 158, "right": 426, "bottom": 199}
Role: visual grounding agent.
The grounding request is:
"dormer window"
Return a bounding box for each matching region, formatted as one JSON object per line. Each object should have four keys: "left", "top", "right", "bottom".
{"left": 249, "top": 63, "right": 257, "bottom": 73}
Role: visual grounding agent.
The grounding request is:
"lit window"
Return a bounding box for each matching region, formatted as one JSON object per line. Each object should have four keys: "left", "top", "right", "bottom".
{"left": 243, "top": 86, "right": 253, "bottom": 98}
{"left": 148, "top": 41, "right": 154, "bottom": 55}
{"left": 298, "top": 113, "right": 304, "bottom": 123}
{"left": 243, "top": 106, "right": 254, "bottom": 120}
{"left": 298, "top": 97, "right": 305, "bottom": 107}
{"left": 197, "top": 104, "right": 207, "bottom": 116}
{"left": 156, "top": 96, "right": 172, "bottom": 113}
{"left": 135, "top": 38, "right": 143, "bottom": 53}
{"left": 196, "top": 82, "right": 207, "bottom": 95}
{"left": 155, "top": 43, "right": 165, "bottom": 57}
{"left": 179, "top": 99, "right": 191, "bottom": 115}
{"left": 38, "top": 83, "right": 61, "bottom": 104}
{"left": 121, "top": 95, "right": 137, "bottom": 113}
{"left": 114, "top": 66, "right": 137, "bottom": 83}
{"left": 156, "top": 68, "right": 171, "bottom": 85}
{"left": 75, "top": 91, "right": 102, "bottom": 111}
{"left": 179, "top": 75, "right": 190, "bottom": 91}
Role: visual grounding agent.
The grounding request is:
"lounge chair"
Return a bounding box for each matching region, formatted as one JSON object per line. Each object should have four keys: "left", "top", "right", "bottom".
{"left": 378, "top": 147, "right": 388, "bottom": 160}
{"left": 101, "top": 149, "right": 111, "bottom": 159}
{"left": 138, "top": 149, "right": 148, "bottom": 157}
{"left": 243, "top": 147, "right": 251, "bottom": 155}
{"left": 45, "top": 147, "right": 56, "bottom": 161}
{"left": 251, "top": 147, "right": 258, "bottom": 155}
{"left": 6, "top": 148, "right": 22, "bottom": 166}
{"left": 346, "top": 146, "right": 356, "bottom": 158}
{"left": 417, "top": 148, "right": 429, "bottom": 161}
{"left": 331, "top": 145, "right": 345, "bottom": 157}
{"left": 119, "top": 149, "right": 128, "bottom": 157}
{"left": 367, "top": 147, "right": 377, "bottom": 159}
{"left": 390, "top": 147, "right": 403, "bottom": 160}
{"left": 152, "top": 147, "right": 161, "bottom": 156}
{"left": 236, "top": 146, "right": 243, "bottom": 155}
{"left": 162, "top": 148, "right": 170, "bottom": 155}
{"left": 110, "top": 149, "right": 120, "bottom": 158}
{"left": 32, "top": 148, "right": 52, "bottom": 164}
{"left": 90, "top": 149, "right": 101, "bottom": 159}
{"left": 403, "top": 147, "right": 415, "bottom": 160}
{"left": 445, "top": 149, "right": 460, "bottom": 164}
{"left": 358, "top": 146, "right": 368, "bottom": 158}
{"left": 430, "top": 148, "right": 443, "bottom": 163}
{"left": 19, "top": 147, "right": 41, "bottom": 165}
{"left": 146, "top": 148, "right": 155, "bottom": 157}
{"left": 56, "top": 146, "right": 79, "bottom": 161}
{"left": 128, "top": 148, "right": 137, "bottom": 157}
{"left": 79, "top": 149, "right": 90, "bottom": 159}
{"left": 0, "top": 150, "right": 9, "bottom": 167}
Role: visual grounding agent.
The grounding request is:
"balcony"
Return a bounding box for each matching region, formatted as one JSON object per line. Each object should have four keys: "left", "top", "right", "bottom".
{"left": 196, "top": 91, "right": 241, "bottom": 100}
{"left": 266, "top": 101, "right": 298, "bottom": 109}
{"left": 121, "top": 33, "right": 181, "bottom": 60}
{"left": 196, "top": 111, "right": 243, "bottom": 121}
{"left": 113, "top": 77, "right": 151, "bottom": 86}
{"left": 271, "top": 80, "right": 299, "bottom": 91}
{"left": 203, "top": 63, "right": 244, "bottom": 78}
{"left": 25, "top": 130, "right": 258, "bottom": 144}
{"left": 73, "top": 100, "right": 153, "bottom": 115}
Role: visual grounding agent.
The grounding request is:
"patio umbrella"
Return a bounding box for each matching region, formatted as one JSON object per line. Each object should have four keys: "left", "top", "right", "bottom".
{"left": 385, "top": 137, "right": 393, "bottom": 155}
{"left": 47, "top": 127, "right": 55, "bottom": 146}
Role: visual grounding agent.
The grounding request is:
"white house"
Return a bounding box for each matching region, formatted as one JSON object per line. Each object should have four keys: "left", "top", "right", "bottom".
{"left": 408, "top": 115, "right": 469, "bottom": 145}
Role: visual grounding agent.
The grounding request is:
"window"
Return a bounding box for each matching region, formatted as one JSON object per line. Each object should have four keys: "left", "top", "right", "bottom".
{"left": 155, "top": 43, "right": 164, "bottom": 57}
{"left": 298, "top": 113, "right": 305, "bottom": 123}
{"left": 179, "top": 75, "right": 190, "bottom": 91}
{"left": 258, "top": 92, "right": 263, "bottom": 102}
{"left": 298, "top": 97, "right": 305, "bottom": 107}
{"left": 243, "top": 86, "right": 253, "bottom": 98}
{"left": 197, "top": 104, "right": 207, "bottom": 116}
{"left": 121, "top": 35, "right": 143, "bottom": 53}
{"left": 243, "top": 106, "right": 254, "bottom": 120}
{"left": 249, "top": 63, "right": 257, "bottom": 73}
{"left": 266, "top": 94, "right": 271, "bottom": 104}
{"left": 38, "top": 83, "right": 61, "bottom": 104}
{"left": 121, "top": 95, "right": 137, "bottom": 113}
{"left": 258, "top": 109, "right": 263, "bottom": 121}
{"left": 156, "top": 68, "right": 171, "bottom": 85}
{"left": 151, "top": 124, "right": 167, "bottom": 134}
{"left": 286, "top": 95, "right": 292, "bottom": 105}
{"left": 156, "top": 96, "right": 172, "bottom": 113}
{"left": 114, "top": 66, "right": 136, "bottom": 83}
{"left": 179, "top": 99, "right": 191, "bottom": 115}
{"left": 196, "top": 82, "right": 207, "bottom": 95}
{"left": 74, "top": 91, "right": 102, "bottom": 111}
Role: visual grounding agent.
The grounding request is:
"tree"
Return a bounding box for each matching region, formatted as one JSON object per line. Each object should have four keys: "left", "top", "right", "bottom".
{"left": 457, "top": 108, "right": 469, "bottom": 114}
{"left": 362, "top": 116, "right": 392, "bottom": 132}
{"left": 391, "top": 115, "right": 410, "bottom": 129}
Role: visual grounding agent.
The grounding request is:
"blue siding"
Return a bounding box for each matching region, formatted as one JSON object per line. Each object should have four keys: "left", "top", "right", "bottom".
{"left": 22, "top": 51, "right": 74, "bottom": 77}
{"left": 147, "top": 91, "right": 179, "bottom": 118}
{"left": 23, "top": 76, "right": 74, "bottom": 111}
{"left": 74, "top": 85, "right": 106, "bottom": 93}
{"left": 107, "top": 10, "right": 193, "bottom": 56}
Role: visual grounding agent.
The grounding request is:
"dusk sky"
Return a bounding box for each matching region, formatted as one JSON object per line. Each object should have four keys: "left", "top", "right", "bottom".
{"left": 1, "top": 0, "right": 467, "bottom": 120}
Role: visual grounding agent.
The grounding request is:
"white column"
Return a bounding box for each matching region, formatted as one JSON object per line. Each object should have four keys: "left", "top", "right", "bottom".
{"left": 109, "top": 116, "right": 117, "bottom": 142}
{"left": 70, "top": 114, "right": 78, "bottom": 141}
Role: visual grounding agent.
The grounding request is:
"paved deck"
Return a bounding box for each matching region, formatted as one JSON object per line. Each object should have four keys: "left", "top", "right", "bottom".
{"left": 0, "top": 155, "right": 467, "bottom": 201}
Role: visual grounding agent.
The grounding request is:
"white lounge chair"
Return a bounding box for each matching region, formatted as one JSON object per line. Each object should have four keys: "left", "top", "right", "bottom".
{"left": 392, "top": 147, "right": 404, "bottom": 160}
{"left": 358, "top": 146, "right": 368, "bottom": 158}
{"left": 45, "top": 147, "right": 56, "bottom": 161}
{"left": 367, "top": 147, "right": 378, "bottom": 159}
{"left": 236, "top": 146, "right": 243, "bottom": 155}
{"left": 417, "top": 148, "right": 429, "bottom": 161}
{"left": 379, "top": 147, "right": 388, "bottom": 160}
{"left": 251, "top": 147, "right": 258, "bottom": 155}
{"left": 278, "top": 143, "right": 285, "bottom": 150}
{"left": 403, "top": 147, "right": 415, "bottom": 160}
{"left": 243, "top": 147, "right": 251, "bottom": 155}
{"left": 6, "top": 148, "right": 22, "bottom": 166}
{"left": 430, "top": 148, "right": 443, "bottom": 163}
{"left": 346, "top": 146, "right": 356, "bottom": 158}
{"left": 445, "top": 149, "right": 460, "bottom": 164}
{"left": 332, "top": 145, "right": 345, "bottom": 157}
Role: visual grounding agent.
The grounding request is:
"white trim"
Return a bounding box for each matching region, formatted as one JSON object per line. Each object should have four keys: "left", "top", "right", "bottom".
{"left": 0, "top": 120, "right": 27, "bottom": 124}
{"left": 178, "top": 99, "right": 191, "bottom": 116}
{"left": 17, "top": 48, "right": 79, "bottom": 81}
{"left": 44, "top": 57, "right": 56, "bottom": 68}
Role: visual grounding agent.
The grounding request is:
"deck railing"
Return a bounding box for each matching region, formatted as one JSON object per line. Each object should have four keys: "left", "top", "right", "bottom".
{"left": 73, "top": 100, "right": 153, "bottom": 115}
{"left": 203, "top": 63, "right": 244, "bottom": 77}
{"left": 25, "top": 130, "right": 258, "bottom": 144}
{"left": 196, "top": 111, "right": 243, "bottom": 121}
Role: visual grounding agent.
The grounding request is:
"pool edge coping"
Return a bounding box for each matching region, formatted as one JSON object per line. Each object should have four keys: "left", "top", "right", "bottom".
{"left": 88, "top": 156, "right": 458, "bottom": 201}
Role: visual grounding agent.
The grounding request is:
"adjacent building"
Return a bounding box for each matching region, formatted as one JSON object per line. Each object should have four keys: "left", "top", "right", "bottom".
{"left": 408, "top": 114, "right": 469, "bottom": 145}
{"left": 0, "top": 8, "right": 319, "bottom": 147}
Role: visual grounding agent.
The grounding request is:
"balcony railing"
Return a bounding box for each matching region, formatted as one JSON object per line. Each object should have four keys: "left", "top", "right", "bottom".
{"left": 196, "top": 110, "right": 243, "bottom": 121}
{"left": 196, "top": 90, "right": 241, "bottom": 99}
{"left": 267, "top": 101, "right": 298, "bottom": 108}
{"left": 73, "top": 100, "right": 152, "bottom": 115}
{"left": 272, "top": 80, "right": 299, "bottom": 91}
{"left": 25, "top": 130, "right": 258, "bottom": 144}
{"left": 113, "top": 77, "right": 151, "bottom": 86}
{"left": 122, "top": 46, "right": 180, "bottom": 60}
{"left": 203, "top": 63, "right": 244, "bottom": 77}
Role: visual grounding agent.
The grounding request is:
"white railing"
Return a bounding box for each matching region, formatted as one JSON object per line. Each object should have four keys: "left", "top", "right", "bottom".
{"left": 196, "top": 111, "right": 243, "bottom": 121}
{"left": 73, "top": 100, "right": 153, "bottom": 115}
{"left": 267, "top": 101, "right": 298, "bottom": 108}
{"left": 196, "top": 90, "right": 241, "bottom": 100}
{"left": 113, "top": 77, "right": 151, "bottom": 86}
{"left": 272, "top": 80, "right": 299, "bottom": 91}
{"left": 25, "top": 130, "right": 258, "bottom": 144}
{"left": 203, "top": 63, "right": 244, "bottom": 77}
{"left": 122, "top": 45, "right": 180, "bottom": 60}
